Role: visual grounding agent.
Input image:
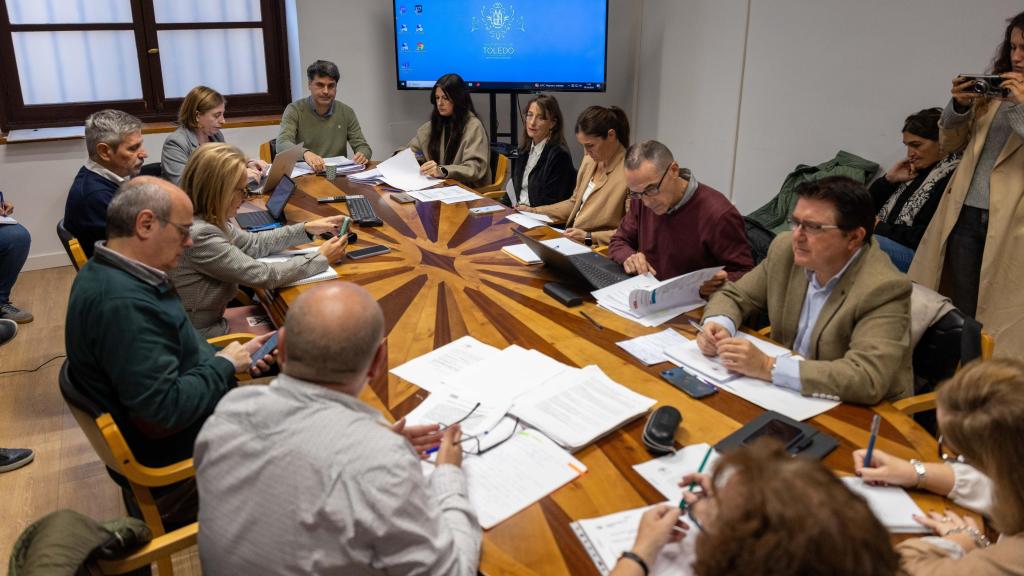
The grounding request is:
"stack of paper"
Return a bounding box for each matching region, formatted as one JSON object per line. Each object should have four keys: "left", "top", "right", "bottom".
{"left": 407, "top": 185, "right": 480, "bottom": 204}
{"left": 663, "top": 334, "right": 789, "bottom": 384}
{"left": 511, "top": 365, "right": 656, "bottom": 451}
{"left": 572, "top": 504, "right": 697, "bottom": 575}
{"left": 632, "top": 444, "right": 721, "bottom": 501}
{"left": 390, "top": 335, "right": 501, "bottom": 393}
{"left": 347, "top": 167, "right": 384, "bottom": 184}
{"left": 378, "top": 148, "right": 442, "bottom": 191}
{"left": 616, "top": 328, "right": 691, "bottom": 366}
{"left": 842, "top": 477, "right": 929, "bottom": 533}
{"left": 501, "top": 236, "right": 592, "bottom": 265}
{"left": 403, "top": 392, "right": 509, "bottom": 437}
{"left": 592, "top": 267, "right": 722, "bottom": 328}
{"left": 443, "top": 345, "right": 575, "bottom": 406}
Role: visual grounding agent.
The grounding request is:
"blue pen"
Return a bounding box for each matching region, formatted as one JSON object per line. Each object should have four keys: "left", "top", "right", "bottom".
{"left": 863, "top": 414, "right": 881, "bottom": 468}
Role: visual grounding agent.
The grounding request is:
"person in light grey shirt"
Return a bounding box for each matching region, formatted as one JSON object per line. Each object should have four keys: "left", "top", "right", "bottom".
{"left": 195, "top": 282, "right": 481, "bottom": 576}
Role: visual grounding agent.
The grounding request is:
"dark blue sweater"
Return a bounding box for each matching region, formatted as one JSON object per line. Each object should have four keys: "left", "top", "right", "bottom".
{"left": 64, "top": 166, "right": 119, "bottom": 258}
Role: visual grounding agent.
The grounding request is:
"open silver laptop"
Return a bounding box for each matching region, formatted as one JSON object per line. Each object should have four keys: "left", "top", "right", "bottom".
{"left": 248, "top": 142, "right": 304, "bottom": 195}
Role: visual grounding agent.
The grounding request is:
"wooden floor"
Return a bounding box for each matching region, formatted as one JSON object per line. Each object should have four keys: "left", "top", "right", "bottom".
{"left": 0, "top": 266, "right": 199, "bottom": 574}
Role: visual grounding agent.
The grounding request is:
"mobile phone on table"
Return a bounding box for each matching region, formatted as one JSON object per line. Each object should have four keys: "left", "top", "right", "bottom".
{"left": 348, "top": 244, "right": 391, "bottom": 260}
{"left": 660, "top": 367, "right": 717, "bottom": 399}
{"left": 250, "top": 331, "right": 279, "bottom": 369}
{"left": 390, "top": 192, "right": 416, "bottom": 204}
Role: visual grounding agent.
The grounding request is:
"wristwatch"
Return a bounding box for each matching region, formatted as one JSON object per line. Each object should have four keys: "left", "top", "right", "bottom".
{"left": 910, "top": 458, "right": 927, "bottom": 488}
{"left": 584, "top": 231, "right": 593, "bottom": 247}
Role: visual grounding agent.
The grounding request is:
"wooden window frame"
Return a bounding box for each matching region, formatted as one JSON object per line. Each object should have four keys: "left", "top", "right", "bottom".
{"left": 0, "top": 0, "right": 290, "bottom": 132}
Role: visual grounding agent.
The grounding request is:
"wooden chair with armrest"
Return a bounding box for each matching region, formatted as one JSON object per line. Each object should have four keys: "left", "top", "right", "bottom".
{"left": 92, "top": 522, "right": 198, "bottom": 575}
{"left": 893, "top": 329, "right": 995, "bottom": 417}
{"left": 477, "top": 153, "right": 509, "bottom": 199}
{"left": 259, "top": 138, "right": 277, "bottom": 164}
{"left": 58, "top": 360, "right": 195, "bottom": 576}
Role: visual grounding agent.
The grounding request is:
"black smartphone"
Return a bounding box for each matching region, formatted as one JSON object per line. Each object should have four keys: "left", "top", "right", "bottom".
{"left": 390, "top": 192, "right": 416, "bottom": 204}
{"left": 742, "top": 418, "right": 804, "bottom": 448}
{"left": 348, "top": 244, "right": 391, "bottom": 260}
{"left": 660, "top": 367, "right": 717, "bottom": 399}
{"left": 249, "top": 331, "right": 279, "bottom": 369}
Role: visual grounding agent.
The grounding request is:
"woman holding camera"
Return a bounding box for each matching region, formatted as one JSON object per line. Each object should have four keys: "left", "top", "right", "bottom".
{"left": 909, "top": 11, "right": 1024, "bottom": 358}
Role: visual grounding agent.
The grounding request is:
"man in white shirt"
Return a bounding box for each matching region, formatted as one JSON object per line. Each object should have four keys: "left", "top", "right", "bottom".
{"left": 195, "top": 282, "right": 481, "bottom": 575}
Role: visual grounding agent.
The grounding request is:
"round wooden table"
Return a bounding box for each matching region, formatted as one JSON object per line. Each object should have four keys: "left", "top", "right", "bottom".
{"left": 251, "top": 174, "right": 960, "bottom": 575}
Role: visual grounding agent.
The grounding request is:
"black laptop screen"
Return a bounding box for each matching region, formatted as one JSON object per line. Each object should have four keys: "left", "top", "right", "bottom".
{"left": 266, "top": 175, "right": 295, "bottom": 219}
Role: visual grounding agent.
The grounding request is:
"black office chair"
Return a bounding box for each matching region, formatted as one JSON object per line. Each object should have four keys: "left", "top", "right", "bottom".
{"left": 56, "top": 218, "right": 87, "bottom": 270}
{"left": 139, "top": 163, "right": 162, "bottom": 178}
{"left": 910, "top": 308, "right": 982, "bottom": 433}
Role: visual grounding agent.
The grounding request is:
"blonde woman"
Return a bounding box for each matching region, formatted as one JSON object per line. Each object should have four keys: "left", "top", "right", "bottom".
{"left": 894, "top": 359, "right": 1024, "bottom": 574}
{"left": 171, "top": 143, "right": 348, "bottom": 337}
{"left": 161, "top": 85, "right": 268, "bottom": 185}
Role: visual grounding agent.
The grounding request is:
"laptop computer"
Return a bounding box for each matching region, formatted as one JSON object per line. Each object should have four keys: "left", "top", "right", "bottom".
{"left": 235, "top": 174, "right": 297, "bottom": 230}
{"left": 248, "top": 142, "right": 304, "bottom": 195}
{"left": 511, "top": 229, "right": 630, "bottom": 290}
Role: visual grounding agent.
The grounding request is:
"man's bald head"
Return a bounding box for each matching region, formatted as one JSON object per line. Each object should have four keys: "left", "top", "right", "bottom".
{"left": 281, "top": 282, "right": 385, "bottom": 387}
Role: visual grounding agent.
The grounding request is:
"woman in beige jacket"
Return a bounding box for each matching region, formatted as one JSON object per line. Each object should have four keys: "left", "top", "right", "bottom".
{"left": 894, "top": 359, "right": 1024, "bottom": 575}
{"left": 522, "top": 106, "right": 631, "bottom": 247}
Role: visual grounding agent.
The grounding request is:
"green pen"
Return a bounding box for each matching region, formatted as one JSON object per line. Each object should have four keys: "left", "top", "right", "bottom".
{"left": 679, "top": 446, "right": 714, "bottom": 511}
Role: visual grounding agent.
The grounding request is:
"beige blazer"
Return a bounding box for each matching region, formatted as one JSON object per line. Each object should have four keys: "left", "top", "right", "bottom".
{"left": 531, "top": 145, "right": 629, "bottom": 245}
{"left": 909, "top": 100, "right": 1024, "bottom": 360}
{"left": 405, "top": 114, "right": 490, "bottom": 188}
{"left": 897, "top": 532, "right": 1024, "bottom": 576}
{"left": 704, "top": 232, "right": 913, "bottom": 404}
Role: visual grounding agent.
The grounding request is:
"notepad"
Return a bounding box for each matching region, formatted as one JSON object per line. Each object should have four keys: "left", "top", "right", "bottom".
{"left": 277, "top": 267, "right": 338, "bottom": 287}
{"left": 511, "top": 365, "right": 656, "bottom": 452}
{"left": 632, "top": 444, "right": 721, "bottom": 501}
{"left": 616, "top": 328, "right": 691, "bottom": 366}
{"left": 460, "top": 427, "right": 587, "bottom": 529}
{"left": 842, "top": 477, "right": 930, "bottom": 533}
{"left": 501, "top": 243, "right": 542, "bottom": 264}
{"left": 572, "top": 504, "right": 697, "bottom": 575}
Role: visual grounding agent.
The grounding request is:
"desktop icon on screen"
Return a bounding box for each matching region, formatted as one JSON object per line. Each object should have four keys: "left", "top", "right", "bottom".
{"left": 401, "top": 42, "right": 409, "bottom": 51}
{"left": 416, "top": 42, "right": 425, "bottom": 51}
{"left": 399, "top": 5, "right": 407, "bottom": 14}
{"left": 401, "top": 61, "right": 410, "bottom": 70}
{"left": 415, "top": 23, "right": 424, "bottom": 32}
{"left": 400, "top": 23, "right": 408, "bottom": 32}
{"left": 414, "top": 4, "right": 423, "bottom": 14}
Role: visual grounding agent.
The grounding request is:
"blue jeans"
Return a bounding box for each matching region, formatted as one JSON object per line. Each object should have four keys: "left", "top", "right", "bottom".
{"left": 875, "top": 235, "right": 914, "bottom": 273}
{"left": 0, "top": 223, "right": 31, "bottom": 304}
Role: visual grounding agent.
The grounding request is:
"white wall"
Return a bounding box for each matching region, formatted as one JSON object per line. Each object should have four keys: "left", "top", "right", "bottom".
{"left": 638, "top": 0, "right": 1021, "bottom": 213}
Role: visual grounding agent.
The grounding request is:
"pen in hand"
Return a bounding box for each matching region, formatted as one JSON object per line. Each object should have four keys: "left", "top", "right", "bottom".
{"left": 680, "top": 446, "right": 714, "bottom": 511}
{"left": 863, "top": 414, "right": 881, "bottom": 468}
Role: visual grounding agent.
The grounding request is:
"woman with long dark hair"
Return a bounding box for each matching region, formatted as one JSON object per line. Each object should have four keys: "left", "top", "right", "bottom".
{"left": 506, "top": 94, "right": 576, "bottom": 207}
{"left": 404, "top": 73, "right": 490, "bottom": 187}
{"left": 909, "top": 11, "right": 1024, "bottom": 358}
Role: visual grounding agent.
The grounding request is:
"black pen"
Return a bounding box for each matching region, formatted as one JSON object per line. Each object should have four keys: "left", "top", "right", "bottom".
{"left": 580, "top": 310, "right": 603, "bottom": 330}
{"left": 379, "top": 186, "right": 403, "bottom": 193}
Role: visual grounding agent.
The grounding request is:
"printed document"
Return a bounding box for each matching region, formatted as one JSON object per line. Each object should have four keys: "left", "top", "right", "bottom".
{"left": 403, "top": 392, "right": 509, "bottom": 437}
{"left": 443, "top": 345, "right": 575, "bottom": 405}
{"left": 632, "top": 444, "right": 721, "bottom": 501}
{"left": 389, "top": 336, "right": 500, "bottom": 393}
{"left": 378, "top": 148, "right": 441, "bottom": 191}
{"left": 616, "top": 328, "right": 691, "bottom": 366}
{"left": 572, "top": 504, "right": 697, "bottom": 575}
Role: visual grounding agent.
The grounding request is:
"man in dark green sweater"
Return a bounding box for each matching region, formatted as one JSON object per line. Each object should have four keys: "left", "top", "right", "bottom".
{"left": 277, "top": 59, "right": 372, "bottom": 172}
{"left": 65, "top": 176, "right": 273, "bottom": 469}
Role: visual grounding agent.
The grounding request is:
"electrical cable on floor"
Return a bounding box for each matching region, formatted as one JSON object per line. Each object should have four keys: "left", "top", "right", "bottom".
{"left": 0, "top": 354, "right": 66, "bottom": 376}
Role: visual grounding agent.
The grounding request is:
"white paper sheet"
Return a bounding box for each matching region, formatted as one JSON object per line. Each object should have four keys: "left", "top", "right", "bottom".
{"left": 461, "top": 428, "right": 586, "bottom": 529}
{"left": 389, "top": 336, "right": 501, "bottom": 393}
{"left": 842, "top": 477, "right": 929, "bottom": 533}
{"left": 663, "top": 335, "right": 792, "bottom": 384}
{"left": 347, "top": 167, "right": 383, "bottom": 183}
{"left": 505, "top": 212, "right": 552, "bottom": 229}
{"left": 378, "top": 148, "right": 442, "bottom": 191}
{"left": 632, "top": 444, "right": 721, "bottom": 501}
{"left": 403, "top": 392, "right": 509, "bottom": 437}
{"left": 616, "top": 328, "right": 691, "bottom": 366}
{"left": 714, "top": 375, "right": 839, "bottom": 421}
{"left": 511, "top": 365, "right": 656, "bottom": 450}
{"left": 444, "top": 345, "right": 575, "bottom": 406}
{"left": 573, "top": 504, "right": 697, "bottom": 575}
{"left": 501, "top": 243, "right": 542, "bottom": 264}
{"left": 0, "top": 216, "right": 18, "bottom": 225}
{"left": 406, "top": 185, "right": 480, "bottom": 204}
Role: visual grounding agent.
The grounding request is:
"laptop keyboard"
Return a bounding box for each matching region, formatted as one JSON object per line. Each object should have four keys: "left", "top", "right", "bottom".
{"left": 571, "top": 254, "right": 630, "bottom": 289}
{"left": 235, "top": 210, "right": 274, "bottom": 228}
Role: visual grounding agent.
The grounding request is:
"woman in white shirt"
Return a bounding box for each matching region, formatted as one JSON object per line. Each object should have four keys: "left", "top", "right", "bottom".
{"left": 507, "top": 94, "right": 576, "bottom": 208}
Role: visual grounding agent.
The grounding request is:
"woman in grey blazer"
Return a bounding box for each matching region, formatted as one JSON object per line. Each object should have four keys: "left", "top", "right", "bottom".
{"left": 161, "top": 86, "right": 268, "bottom": 185}
{"left": 170, "top": 143, "right": 348, "bottom": 337}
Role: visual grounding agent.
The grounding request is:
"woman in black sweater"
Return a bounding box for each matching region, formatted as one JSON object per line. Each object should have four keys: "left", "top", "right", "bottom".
{"left": 507, "top": 94, "right": 577, "bottom": 207}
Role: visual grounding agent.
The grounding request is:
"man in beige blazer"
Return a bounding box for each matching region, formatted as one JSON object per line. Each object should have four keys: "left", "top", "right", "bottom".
{"left": 699, "top": 177, "right": 912, "bottom": 405}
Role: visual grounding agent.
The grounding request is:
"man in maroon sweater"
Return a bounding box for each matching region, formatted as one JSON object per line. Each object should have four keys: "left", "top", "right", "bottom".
{"left": 609, "top": 141, "right": 753, "bottom": 296}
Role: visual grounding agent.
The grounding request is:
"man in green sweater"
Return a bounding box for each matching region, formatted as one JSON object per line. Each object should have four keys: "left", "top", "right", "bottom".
{"left": 277, "top": 59, "right": 372, "bottom": 172}
{"left": 65, "top": 176, "right": 274, "bottom": 470}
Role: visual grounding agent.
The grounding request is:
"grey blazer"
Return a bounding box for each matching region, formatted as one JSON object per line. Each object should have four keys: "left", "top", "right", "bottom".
{"left": 170, "top": 217, "right": 329, "bottom": 337}
{"left": 161, "top": 126, "right": 225, "bottom": 185}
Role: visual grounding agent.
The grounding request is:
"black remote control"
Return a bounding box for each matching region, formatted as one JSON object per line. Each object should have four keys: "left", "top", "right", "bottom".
{"left": 317, "top": 196, "right": 347, "bottom": 203}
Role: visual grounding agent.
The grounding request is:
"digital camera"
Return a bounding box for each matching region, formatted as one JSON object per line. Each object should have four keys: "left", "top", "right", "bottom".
{"left": 960, "top": 74, "right": 1010, "bottom": 98}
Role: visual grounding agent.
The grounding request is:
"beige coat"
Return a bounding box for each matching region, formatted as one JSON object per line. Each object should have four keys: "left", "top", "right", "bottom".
{"left": 704, "top": 233, "right": 913, "bottom": 404}
{"left": 897, "top": 532, "right": 1024, "bottom": 576}
{"left": 908, "top": 100, "right": 1024, "bottom": 359}
{"left": 405, "top": 114, "right": 490, "bottom": 188}
{"left": 530, "top": 145, "right": 629, "bottom": 245}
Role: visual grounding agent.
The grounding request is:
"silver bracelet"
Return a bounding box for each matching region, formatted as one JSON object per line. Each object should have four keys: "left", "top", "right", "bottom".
{"left": 909, "top": 458, "right": 927, "bottom": 488}
{"left": 943, "top": 525, "right": 992, "bottom": 549}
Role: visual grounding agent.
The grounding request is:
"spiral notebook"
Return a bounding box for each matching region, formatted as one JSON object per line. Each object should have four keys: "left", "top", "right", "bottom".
{"left": 571, "top": 504, "right": 696, "bottom": 575}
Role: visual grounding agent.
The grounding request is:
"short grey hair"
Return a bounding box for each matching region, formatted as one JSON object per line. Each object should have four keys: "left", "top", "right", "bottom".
{"left": 306, "top": 59, "right": 340, "bottom": 83}
{"left": 283, "top": 283, "right": 384, "bottom": 385}
{"left": 625, "top": 140, "right": 674, "bottom": 172}
{"left": 106, "top": 178, "right": 171, "bottom": 239}
{"left": 85, "top": 109, "right": 142, "bottom": 160}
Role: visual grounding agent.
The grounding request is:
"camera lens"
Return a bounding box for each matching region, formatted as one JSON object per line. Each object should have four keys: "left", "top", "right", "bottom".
{"left": 970, "top": 80, "right": 990, "bottom": 94}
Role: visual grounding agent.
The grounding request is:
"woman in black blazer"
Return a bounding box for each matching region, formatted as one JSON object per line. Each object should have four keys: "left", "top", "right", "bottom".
{"left": 506, "top": 94, "right": 577, "bottom": 207}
